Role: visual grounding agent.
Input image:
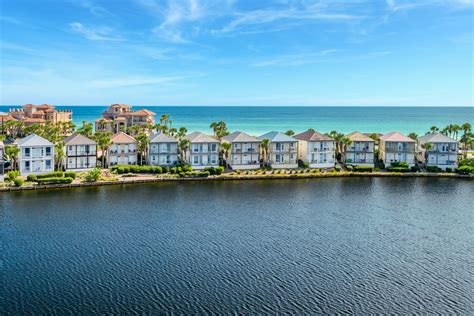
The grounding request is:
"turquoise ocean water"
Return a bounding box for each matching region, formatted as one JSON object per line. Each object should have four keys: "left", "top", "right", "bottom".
{"left": 1, "top": 106, "right": 472, "bottom": 136}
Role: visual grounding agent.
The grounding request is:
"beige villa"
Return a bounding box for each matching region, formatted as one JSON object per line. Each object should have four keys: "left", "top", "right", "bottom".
{"left": 379, "top": 131, "right": 416, "bottom": 166}
{"left": 107, "top": 132, "right": 138, "bottom": 166}
{"left": 343, "top": 132, "right": 375, "bottom": 166}
{"left": 221, "top": 131, "right": 260, "bottom": 170}
{"left": 95, "top": 104, "right": 155, "bottom": 133}
{"left": 294, "top": 129, "right": 335, "bottom": 168}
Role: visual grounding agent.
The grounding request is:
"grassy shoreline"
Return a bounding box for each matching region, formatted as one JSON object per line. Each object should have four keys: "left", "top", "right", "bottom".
{"left": 1, "top": 171, "right": 472, "bottom": 192}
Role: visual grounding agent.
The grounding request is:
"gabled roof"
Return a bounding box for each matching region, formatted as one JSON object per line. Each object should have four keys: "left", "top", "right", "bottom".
{"left": 258, "top": 131, "right": 296, "bottom": 142}
{"left": 17, "top": 134, "right": 53, "bottom": 147}
{"left": 110, "top": 132, "right": 137, "bottom": 144}
{"left": 221, "top": 131, "right": 259, "bottom": 143}
{"left": 294, "top": 130, "right": 334, "bottom": 142}
{"left": 185, "top": 131, "right": 219, "bottom": 143}
{"left": 149, "top": 133, "right": 178, "bottom": 143}
{"left": 23, "top": 117, "right": 46, "bottom": 123}
{"left": 380, "top": 131, "right": 415, "bottom": 142}
{"left": 345, "top": 131, "right": 374, "bottom": 142}
{"left": 418, "top": 132, "right": 458, "bottom": 144}
{"left": 131, "top": 109, "right": 155, "bottom": 116}
{"left": 64, "top": 133, "right": 96, "bottom": 146}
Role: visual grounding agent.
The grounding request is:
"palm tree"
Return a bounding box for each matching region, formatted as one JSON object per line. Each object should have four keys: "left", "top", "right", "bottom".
{"left": 178, "top": 139, "right": 190, "bottom": 163}
{"left": 220, "top": 142, "right": 231, "bottom": 166}
{"left": 177, "top": 127, "right": 187, "bottom": 140}
{"left": 421, "top": 142, "right": 433, "bottom": 163}
{"left": 327, "top": 131, "right": 345, "bottom": 158}
{"left": 452, "top": 124, "right": 461, "bottom": 140}
{"left": 77, "top": 121, "right": 94, "bottom": 138}
{"left": 136, "top": 132, "right": 149, "bottom": 165}
{"left": 429, "top": 126, "right": 439, "bottom": 133}
{"left": 260, "top": 139, "right": 270, "bottom": 166}
{"left": 408, "top": 132, "right": 418, "bottom": 140}
{"left": 210, "top": 121, "right": 229, "bottom": 139}
{"left": 55, "top": 141, "right": 65, "bottom": 170}
{"left": 4, "top": 145, "right": 19, "bottom": 171}
{"left": 285, "top": 130, "right": 295, "bottom": 136}
{"left": 93, "top": 132, "right": 112, "bottom": 167}
{"left": 341, "top": 137, "right": 352, "bottom": 162}
{"left": 461, "top": 122, "right": 472, "bottom": 135}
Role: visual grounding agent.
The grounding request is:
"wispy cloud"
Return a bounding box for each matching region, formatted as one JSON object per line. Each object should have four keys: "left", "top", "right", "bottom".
{"left": 69, "top": 22, "right": 120, "bottom": 41}
{"left": 91, "top": 75, "right": 189, "bottom": 88}
{"left": 0, "top": 16, "right": 21, "bottom": 24}
{"left": 215, "top": 3, "right": 359, "bottom": 34}
{"left": 253, "top": 49, "right": 341, "bottom": 67}
{"left": 69, "top": 0, "right": 112, "bottom": 17}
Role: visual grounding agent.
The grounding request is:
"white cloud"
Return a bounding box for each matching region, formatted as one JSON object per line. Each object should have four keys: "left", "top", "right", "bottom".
{"left": 69, "top": 22, "right": 120, "bottom": 41}
{"left": 69, "top": 0, "right": 112, "bottom": 17}
{"left": 91, "top": 75, "right": 188, "bottom": 88}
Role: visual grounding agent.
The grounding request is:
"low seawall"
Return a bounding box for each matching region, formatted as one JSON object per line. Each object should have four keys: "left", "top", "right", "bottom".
{"left": 1, "top": 172, "right": 472, "bottom": 192}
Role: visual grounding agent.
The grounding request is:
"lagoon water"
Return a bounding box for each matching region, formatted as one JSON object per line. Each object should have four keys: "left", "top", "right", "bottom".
{"left": 1, "top": 178, "right": 473, "bottom": 314}
{"left": 1, "top": 105, "right": 472, "bottom": 135}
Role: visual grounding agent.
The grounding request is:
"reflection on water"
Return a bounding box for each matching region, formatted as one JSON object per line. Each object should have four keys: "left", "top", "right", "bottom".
{"left": 1, "top": 178, "right": 473, "bottom": 314}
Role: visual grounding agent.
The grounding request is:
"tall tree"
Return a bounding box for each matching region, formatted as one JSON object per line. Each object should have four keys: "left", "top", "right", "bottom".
{"left": 260, "top": 139, "right": 270, "bottom": 166}
{"left": 136, "top": 132, "right": 149, "bottom": 165}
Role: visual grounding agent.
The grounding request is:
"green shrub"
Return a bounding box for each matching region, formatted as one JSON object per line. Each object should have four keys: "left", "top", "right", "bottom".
{"left": 459, "top": 158, "right": 474, "bottom": 167}
{"left": 375, "top": 161, "right": 385, "bottom": 169}
{"left": 7, "top": 170, "right": 20, "bottom": 181}
{"left": 426, "top": 166, "right": 442, "bottom": 173}
{"left": 162, "top": 166, "right": 170, "bottom": 173}
{"left": 84, "top": 168, "right": 101, "bottom": 182}
{"left": 390, "top": 162, "right": 409, "bottom": 168}
{"left": 387, "top": 167, "right": 410, "bottom": 173}
{"left": 354, "top": 166, "right": 373, "bottom": 172}
{"left": 14, "top": 178, "right": 24, "bottom": 187}
{"left": 445, "top": 167, "right": 453, "bottom": 173}
{"left": 64, "top": 171, "right": 76, "bottom": 179}
{"left": 26, "top": 174, "right": 37, "bottom": 182}
{"left": 178, "top": 172, "right": 186, "bottom": 177}
{"left": 236, "top": 170, "right": 241, "bottom": 174}
{"left": 182, "top": 165, "right": 192, "bottom": 172}
{"left": 457, "top": 165, "right": 474, "bottom": 175}
{"left": 346, "top": 165, "right": 354, "bottom": 171}
{"left": 205, "top": 167, "right": 216, "bottom": 175}
{"left": 170, "top": 167, "right": 177, "bottom": 174}
{"left": 334, "top": 165, "right": 342, "bottom": 172}
{"left": 199, "top": 171, "right": 210, "bottom": 177}
{"left": 36, "top": 171, "right": 64, "bottom": 179}
{"left": 410, "top": 166, "right": 421, "bottom": 172}
{"left": 37, "top": 177, "right": 73, "bottom": 185}
{"left": 216, "top": 166, "right": 224, "bottom": 175}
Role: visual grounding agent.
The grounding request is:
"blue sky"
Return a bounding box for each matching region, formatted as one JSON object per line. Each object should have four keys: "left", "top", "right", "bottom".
{"left": 0, "top": 0, "right": 473, "bottom": 106}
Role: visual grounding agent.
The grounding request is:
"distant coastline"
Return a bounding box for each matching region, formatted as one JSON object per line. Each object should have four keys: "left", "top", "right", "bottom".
{"left": 1, "top": 105, "right": 472, "bottom": 135}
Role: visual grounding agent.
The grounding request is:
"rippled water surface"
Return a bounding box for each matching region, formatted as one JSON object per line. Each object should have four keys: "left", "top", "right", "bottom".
{"left": 1, "top": 178, "right": 473, "bottom": 314}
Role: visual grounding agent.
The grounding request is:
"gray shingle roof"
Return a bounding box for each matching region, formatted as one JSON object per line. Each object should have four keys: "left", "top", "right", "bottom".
{"left": 258, "top": 131, "right": 297, "bottom": 142}
{"left": 221, "top": 131, "right": 259, "bottom": 143}
{"left": 64, "top": 133, "right": 97, "bottom": 145}
{"left": 17, "top": 134, "right": 53, "bottom": 147}
{"left": 294, "top": 130, "right": 334, "bottom": 141}
{"left": 185, "top": 131, "right": 219, "bottom": 143}
{"left": 149, "top": 133, "right": 178, "bottom": 143}
{"left": 418, "top": 133, "right": 458, "bottom": 144}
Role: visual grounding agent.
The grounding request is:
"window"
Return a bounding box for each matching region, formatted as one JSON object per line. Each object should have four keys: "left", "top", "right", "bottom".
{"left": 45, "top": 147, "right": 51, "bottom": 156}
{"left": 69, "top": 146, "right": 73, "bottom": 151}
{"left": 276, "top": 154, "right": 281, "bottom": 163}
{"left": 211, "top": 144, "right": 217, "bottom": 152}
{"left": 45, "top": 160, "right": 52, "bottom": 169}
{"left": 24, "top": 148, "right": 30, "bottom": 157}
{"left": 24, "top": 161, "right": 30, "bottom": 171}
{"left": 276, "top": 143, "right": 281, "bottom": 151}
{"left": 193, "top": 155, "right": 199, "bottom": 164}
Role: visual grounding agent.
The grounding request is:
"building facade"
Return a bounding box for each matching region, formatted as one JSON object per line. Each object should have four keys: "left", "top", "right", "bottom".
{"left": 148, "top": 133, "right": 179, "bottom": 166}
{"left": 184, "top": 132, "right": 220, "bottom": 169}
{"left": 417, "top": 133, "right": 458, "bottom": 170}
{"left": 294, "top": 130, "right": 336, "bottom": 168}
{"left": 63, "top": 134, "right": 97, "bottom": 171}
{"left": 17, "top": 134, "right": 55, "bottom": 176}
{"left": 221, "top": 131, "right": 260, "bottom": 170}
{"left": 9, "top": 104, "right": 72, "bottom": 125}
{"left": 95, "top": 104, "right": 155, "bottom": 134}
{"left": 258, "top": 131, "right": 298, "bottom": 169}
{"left": 379, "top": 131, "right": 416, "bottom": 166}
{"left": 343, "top": 132, "right": 375, "bottom": 166}
{"left": 107, "top": 132, "right": 138, "bottom": 166}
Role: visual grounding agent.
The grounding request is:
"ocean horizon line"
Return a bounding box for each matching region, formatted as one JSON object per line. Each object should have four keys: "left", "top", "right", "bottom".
{"left": 1, "top": 104, "right": 473, "bottom": 108}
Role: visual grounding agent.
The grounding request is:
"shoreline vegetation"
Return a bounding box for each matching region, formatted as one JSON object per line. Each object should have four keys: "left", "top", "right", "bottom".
{"left": 1, "top": 169, "right": 472, "bottom": 192}
{"left": 1, "top": 106, "right": 473, "bottom": 192}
